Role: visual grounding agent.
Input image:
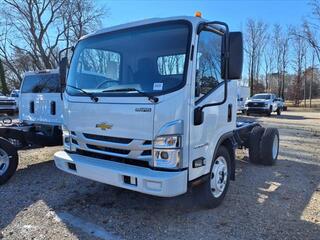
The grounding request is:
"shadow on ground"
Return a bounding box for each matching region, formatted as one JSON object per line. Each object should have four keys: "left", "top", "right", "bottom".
{"left": 0, "top": 127, "right": 319, "bottom": 239}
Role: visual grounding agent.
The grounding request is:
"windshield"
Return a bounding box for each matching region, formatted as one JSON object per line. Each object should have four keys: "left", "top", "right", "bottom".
{"left": 21, "top": 73, "right": 60, "bottom": 93}
{"left": 252, "top": 94, "right": 271, "bottom": 100}
{"left": 67, "top": 21, "right": 190, "bottom": 96}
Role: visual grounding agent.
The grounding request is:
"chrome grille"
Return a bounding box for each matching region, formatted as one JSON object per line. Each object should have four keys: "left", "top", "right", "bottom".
{"left": 86, "top": 144, "right": 130, "bottom": 155}
{"left": 70, "top": 132, "right": 152, "bottom": 163}
{"left": 248, "top": 102, "right": 265, "bottom": 107}
{"left": 83, "top": 133, "right": 132, "bottom": 144}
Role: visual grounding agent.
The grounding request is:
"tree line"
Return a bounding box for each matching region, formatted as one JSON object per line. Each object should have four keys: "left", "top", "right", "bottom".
{"left": 244, "top": 0, "right": 320, "bottom": 107}
{"left": 0, "top": 0, "right": 319, "bottom": 107}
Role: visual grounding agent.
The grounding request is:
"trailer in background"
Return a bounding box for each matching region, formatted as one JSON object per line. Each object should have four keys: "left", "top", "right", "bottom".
{"left": 237, "top": 86, "right": 250, "bottom": 113}
{"left": 0, "top": 70, "right": 63, "bottom": 185}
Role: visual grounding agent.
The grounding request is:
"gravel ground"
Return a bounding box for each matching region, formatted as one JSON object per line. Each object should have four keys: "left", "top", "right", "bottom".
{"left": 0, "top": 110, "right": 319, "bottom": 240}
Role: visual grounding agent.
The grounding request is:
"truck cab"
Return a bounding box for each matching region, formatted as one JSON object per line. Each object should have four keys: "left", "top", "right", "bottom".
{"left": 20, "top": 70, "right": 63, "bottom": 125}
{"left": 54, "top": 16, "right": 278, "bottom": 207}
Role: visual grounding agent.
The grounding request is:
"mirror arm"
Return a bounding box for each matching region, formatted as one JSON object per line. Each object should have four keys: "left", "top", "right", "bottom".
{"left": 200, "top": 80, "right": 228, "bottom": 112}
{"left": 58, "top": 46, "right": 74, "bottom": 61}
{"left": 199, "top": 20, "right": 230, "bottom": 111}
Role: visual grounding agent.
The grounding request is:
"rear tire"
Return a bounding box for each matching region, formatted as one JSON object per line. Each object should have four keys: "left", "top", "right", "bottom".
{"left": 196, "top": 146, "right": 231, "bottom": 208}
{"left": 249, "top": 126, "right": 265, "bottom": 164}
{"left": 260, "top": 128, "right": 279, "bottom": 165}
{"left": 0, "top": 138, "right": 18, "bottom": 185}
{"left": 277, "top": 108, "right": 281, "bottom": 115}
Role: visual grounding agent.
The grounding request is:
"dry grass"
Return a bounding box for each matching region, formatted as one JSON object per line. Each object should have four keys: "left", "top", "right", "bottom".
{"left": 286, "top": 98, "right": 320, "bottom": 109}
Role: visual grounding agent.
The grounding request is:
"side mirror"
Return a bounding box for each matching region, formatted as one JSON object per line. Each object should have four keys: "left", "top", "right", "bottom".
{"left": 194, "top": 107, "right": 204, "bottom": 126}
{"left": 225, "top": 32, "right": 243, "bottom": 80}
{"left": 59, "top": 57, "right": 68, "bottom": 91}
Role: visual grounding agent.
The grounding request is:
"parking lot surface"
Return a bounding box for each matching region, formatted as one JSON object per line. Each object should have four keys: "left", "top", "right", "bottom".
{"left": 0, "top": 110, "right": 319, "bottom": 240}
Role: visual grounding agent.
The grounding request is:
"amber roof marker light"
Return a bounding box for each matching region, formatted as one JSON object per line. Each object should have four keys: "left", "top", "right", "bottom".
{"left": 195, "top": 11, "right": 202, "bottom": 17}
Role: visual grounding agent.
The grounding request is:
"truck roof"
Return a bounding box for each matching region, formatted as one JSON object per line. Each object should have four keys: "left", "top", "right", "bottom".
{"left": 23, "top": 69, "right": 59, "bottom": 77}
{"left": 81, "top": 16, "right": 205, "bottom": 40}
{"left": 254, "top": 93, "right": 273, "bottom": 95}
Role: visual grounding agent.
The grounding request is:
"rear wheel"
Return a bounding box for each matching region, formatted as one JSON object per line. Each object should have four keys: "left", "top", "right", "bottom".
{"left": 249, "top": 126, "right": 265, "bottom": 164}
{"left": 196, "top": 146, "right": 231, "bottom": 208}
{"left": 260, "top": 128, "right": 279, "bottom": 165}
{"left": 0, "top": 138, "right": 18, "bottom": 185}
{"left": 277, "top": 108, "right": 281, "bottom": 115}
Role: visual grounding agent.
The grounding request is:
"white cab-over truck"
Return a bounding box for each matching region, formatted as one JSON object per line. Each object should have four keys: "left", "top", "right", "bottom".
{"left": 55, "top": 15, "right": 280, "bottom": 208}
{"left": 0, "top": 70, "right": 63, "bottom": 185}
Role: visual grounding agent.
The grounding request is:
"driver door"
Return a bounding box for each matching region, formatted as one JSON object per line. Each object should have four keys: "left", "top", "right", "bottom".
{"left": 189, "top": 29, "right": 236, "bottom": 180}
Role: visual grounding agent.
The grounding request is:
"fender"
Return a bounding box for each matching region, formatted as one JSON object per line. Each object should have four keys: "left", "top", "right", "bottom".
{"left": 189, "top": 131, "right": 237, "bottom": 188}
{"left": 212, "top": 131, "right": 237, "bottom": 181}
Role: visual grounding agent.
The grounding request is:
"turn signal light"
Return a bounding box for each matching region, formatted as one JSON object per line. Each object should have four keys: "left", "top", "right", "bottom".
{"left": 195, "top": 11, "right": 202, "bottom": 17}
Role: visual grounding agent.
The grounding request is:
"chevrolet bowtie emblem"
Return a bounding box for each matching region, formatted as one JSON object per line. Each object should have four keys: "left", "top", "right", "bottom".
{"left": 96, "top": 122, "right": 113, "bottom": 130}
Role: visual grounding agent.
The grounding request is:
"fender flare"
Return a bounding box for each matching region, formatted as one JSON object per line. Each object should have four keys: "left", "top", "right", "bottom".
{"left": 212, "top": 131, "right": 237, "bottom": 181}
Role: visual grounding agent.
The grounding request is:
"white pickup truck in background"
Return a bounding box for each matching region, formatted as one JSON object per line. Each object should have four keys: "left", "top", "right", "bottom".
{"left": 0, "top": 93, "right": 17, "bottom": 116}
{"left": 245, "top": 93, "right": 281, "bottom": 116}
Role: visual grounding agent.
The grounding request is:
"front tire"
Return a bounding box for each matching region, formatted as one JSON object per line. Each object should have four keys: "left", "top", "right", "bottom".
{"left": 0, "top": 138, "right": 18, "bottom": 185}
{"left": 267, "top": 106, "right": 272, "bottom": 116}
{"left": 196, "top": 146, "right": 231, "bottom": 208}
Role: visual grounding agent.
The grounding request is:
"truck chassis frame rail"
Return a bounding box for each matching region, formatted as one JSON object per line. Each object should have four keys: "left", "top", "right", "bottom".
{"left": 0, "top": 120, "right": 62, "bottom": 185}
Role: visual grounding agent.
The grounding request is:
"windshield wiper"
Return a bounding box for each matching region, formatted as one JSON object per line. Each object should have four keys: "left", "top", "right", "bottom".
{"left": 67, "top": 85, "right": 99, "bottom": 102}
{"left": 102, "top": 88, "right": 159, "bottom": 103}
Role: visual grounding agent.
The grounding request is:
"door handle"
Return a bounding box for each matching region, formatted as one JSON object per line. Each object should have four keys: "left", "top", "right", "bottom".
{"left": 228, "top": 104, "right": 232, "bottom": 122}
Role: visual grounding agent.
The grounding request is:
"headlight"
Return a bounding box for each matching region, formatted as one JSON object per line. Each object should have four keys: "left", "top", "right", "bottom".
{"left": 153, "top": 135, "right": 181, "bottom": 169}
{"left": 154, "top": 135, "right": 180, "bottom": 149}
{"left": 264, "top": 103, "right": 269, "bottom": 107}
{"left": 62, "top": 125, "right": 71, "bottom": 151}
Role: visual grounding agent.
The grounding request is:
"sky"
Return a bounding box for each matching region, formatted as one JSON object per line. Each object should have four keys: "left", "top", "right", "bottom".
{"left": 97, "top": 0, "right": 312, "bottom": 31}
{"left": 94, "top": 0, "right": 313, "bottom": 78}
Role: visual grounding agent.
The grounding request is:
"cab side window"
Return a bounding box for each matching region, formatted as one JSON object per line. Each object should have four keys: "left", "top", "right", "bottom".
{"left": 195, "top": 31, "right": 223, "bottom": 101}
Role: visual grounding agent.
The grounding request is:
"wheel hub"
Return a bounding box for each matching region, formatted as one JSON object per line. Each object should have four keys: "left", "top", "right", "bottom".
{"left": 0, "top": 148, "right": 10, "bottom": 175}
{"left": 210, "top": 156, "right": 228, "bottom": 198}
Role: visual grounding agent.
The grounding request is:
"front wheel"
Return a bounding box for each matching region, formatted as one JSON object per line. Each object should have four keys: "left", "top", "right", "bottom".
{"left": 196, "top": 146, "right": 231, "bottom": 208}
{"left": 0, "top": 138, "right": 18, "bottom": 185}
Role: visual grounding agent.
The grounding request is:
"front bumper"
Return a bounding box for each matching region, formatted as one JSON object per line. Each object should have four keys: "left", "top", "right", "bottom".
{"left": 54, "top": 151, "right": 188, "bottom": 197}
{"left": 0, "top": 105, "right": 17, "bottom": 111}
{"left": 245, "top": 107, "right": 270, "bottom": 114}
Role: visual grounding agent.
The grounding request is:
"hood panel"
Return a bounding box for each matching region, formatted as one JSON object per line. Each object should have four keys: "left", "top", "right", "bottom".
{"left": 66, "top": 102, "right": 154, "bottom": 140}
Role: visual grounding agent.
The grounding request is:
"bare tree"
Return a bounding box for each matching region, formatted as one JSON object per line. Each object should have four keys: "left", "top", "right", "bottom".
{"left": 245, "top": 19, "right": 268, "bottom": 96}
{"left": 262, "top": 35, "right": 274, "bottom": 92}
{"left": 60, "top": 0, "right": 106, "bottom": 51}
{"left": 271, "top": 24, "right": 290, "bottom": 99}
{"left": 291, "top": 29, "right": 307, "bottom": 105}
{"left": 0, "top": 0, "right": 107, "bottom": 87}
